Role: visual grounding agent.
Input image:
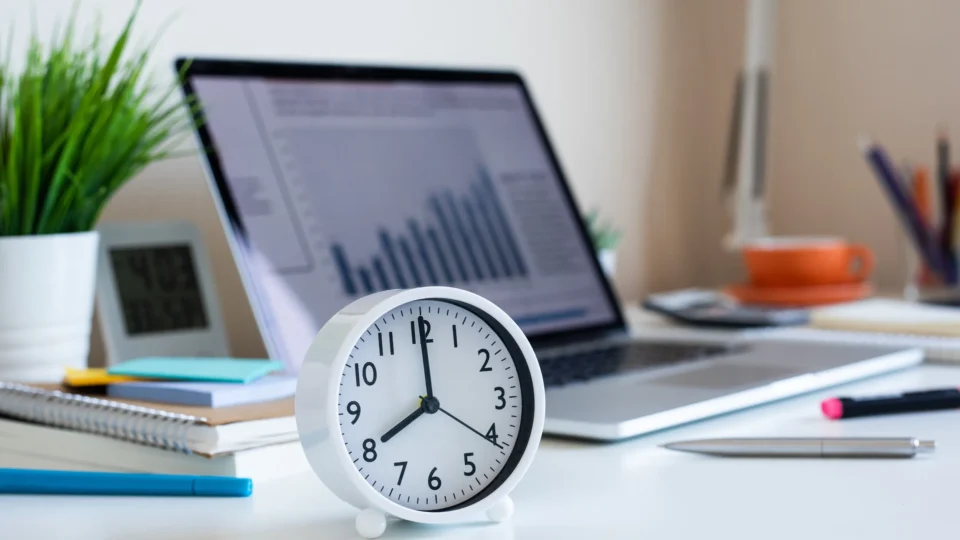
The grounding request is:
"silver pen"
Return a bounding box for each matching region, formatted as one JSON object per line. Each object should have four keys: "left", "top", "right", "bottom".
{"left": 661, "top": 437, "right": 936, "bottom": 458}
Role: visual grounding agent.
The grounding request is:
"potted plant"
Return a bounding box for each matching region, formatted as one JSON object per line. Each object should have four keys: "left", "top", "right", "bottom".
{"left": 584, "top": 209, "right": 621, "bottom": 278}
{"left": 0, "top": 4, "right": 192, "bottom": 381}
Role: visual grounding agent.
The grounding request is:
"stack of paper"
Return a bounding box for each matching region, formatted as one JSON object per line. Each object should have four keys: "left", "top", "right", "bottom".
{"left": 810, "top": 299, "right": 960, "bottom": 337}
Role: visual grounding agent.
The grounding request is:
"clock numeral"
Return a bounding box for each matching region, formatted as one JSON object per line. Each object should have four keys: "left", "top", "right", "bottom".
{"left": 485, "top": 423, "right": 499, "bottom": 445}
{"left": 378, "top": 332, "right": 394, "bottom": 356}
{"left": 463, "top": 452, "right": 476, "bottom": 476}
{"left": 478, "top": 349, "right": 492, "bottom": 372}
{"left": 354, "top": 362, "right": 377, "bottom": 387}
{"left": 494, "top": 387, "right": 506, "bottom": 410}
{"left": 394, "top": 461, "right": 407, "bottom": 485}
{"left": 346, "top": 401, "right": 361, "bottom": 424}
{"left": 452, "top": 325, "right": 458, "bottom": 348}
{"left": 362, "top": 439, "right": 378, "bottom": 462}
{"left": 411, "top": 318, "right": 432, "bottom": 344}
{"left": 428, "top": 467, "right": 442, "bottom": 491}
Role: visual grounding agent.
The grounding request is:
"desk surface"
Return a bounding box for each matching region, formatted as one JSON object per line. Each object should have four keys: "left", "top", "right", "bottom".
{"left": 3, "top": 320, "right": 958, "bottom": 539}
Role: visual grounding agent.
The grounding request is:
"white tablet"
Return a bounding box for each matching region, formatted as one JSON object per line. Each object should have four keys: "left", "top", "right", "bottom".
{"left": 95, "top": 220, "right": 230, "bottom": 364}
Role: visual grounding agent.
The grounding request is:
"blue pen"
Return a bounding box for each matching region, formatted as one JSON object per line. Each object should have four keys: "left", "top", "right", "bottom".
{"left": 0, "top": 468, "right": 252, "bottom": 497}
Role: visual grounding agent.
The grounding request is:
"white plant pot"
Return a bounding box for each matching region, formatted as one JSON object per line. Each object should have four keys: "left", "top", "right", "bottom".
{"left": 0, "top": 231, "right": 99, "bottom": 382}
{"left": 598, "top": 249, "right": 617, "bottom": 278}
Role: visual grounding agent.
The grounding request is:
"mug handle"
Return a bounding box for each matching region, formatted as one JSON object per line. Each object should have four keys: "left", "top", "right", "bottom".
{"left": 845, "top": 244, "right": 875, "bottom": 282}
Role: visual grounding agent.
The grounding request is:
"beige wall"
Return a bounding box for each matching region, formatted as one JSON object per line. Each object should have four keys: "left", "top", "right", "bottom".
{"left": 4, "top": 0, "right": 676, "bottom": 359}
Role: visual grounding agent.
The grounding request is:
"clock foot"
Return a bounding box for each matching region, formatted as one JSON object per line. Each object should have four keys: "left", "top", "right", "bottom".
{"left": 486, "top": 496, "right": 514, "bottom": 523}
{"left": 356, "top": 508, "right": 387, "bottom": 539}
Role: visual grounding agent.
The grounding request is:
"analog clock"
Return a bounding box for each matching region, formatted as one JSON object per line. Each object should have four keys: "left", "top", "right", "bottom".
{"left": 296, "top": 287, "right": 545, "bottom": 538}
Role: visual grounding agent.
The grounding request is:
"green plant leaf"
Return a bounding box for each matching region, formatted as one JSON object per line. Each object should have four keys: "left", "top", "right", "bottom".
{"left": 584, "top": 208, "right": 621, "bottom": 251}
{"left": 0, "top": 0, "right": 198, "bottom": 235}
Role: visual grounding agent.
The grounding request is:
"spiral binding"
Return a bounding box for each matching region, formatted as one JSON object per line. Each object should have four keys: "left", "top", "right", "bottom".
{"left": 0, "top": 382, "right": 202, "bottom": 453}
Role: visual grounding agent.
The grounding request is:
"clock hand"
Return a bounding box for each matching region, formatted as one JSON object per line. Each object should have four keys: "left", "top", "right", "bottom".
{"left": 380, "top": 407, "right": 424, "bottom": 443}
{"left": 438, "top": 407, "right": 504, "bottom": 449}
{"left": 380, "top": 395, "right": 440, "bottom": 443}
{"left": 417, "top": 315, "right": 434, "bottom": 398}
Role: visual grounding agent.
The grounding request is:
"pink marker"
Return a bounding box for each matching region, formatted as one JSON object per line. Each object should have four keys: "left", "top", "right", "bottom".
{"left": 821, "top": 387, "right": 960, "bottom": 420}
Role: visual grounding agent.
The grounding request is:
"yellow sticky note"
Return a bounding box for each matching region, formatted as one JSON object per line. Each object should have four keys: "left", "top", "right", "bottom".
{"left": 64, "top": 368, "right": 143, "bottom": 387}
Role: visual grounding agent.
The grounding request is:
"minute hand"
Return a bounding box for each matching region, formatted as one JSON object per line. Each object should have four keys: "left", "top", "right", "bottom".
{"left": 417, "top": 315, "right": 434, "bottom": 397}
{"left": 439, "top": 407, "right": 503, "bottom": 449}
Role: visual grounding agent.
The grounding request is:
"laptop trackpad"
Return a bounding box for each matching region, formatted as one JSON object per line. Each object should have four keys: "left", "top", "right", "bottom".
{"left": 652, "top": 364, "right": 803, "bottom": 390}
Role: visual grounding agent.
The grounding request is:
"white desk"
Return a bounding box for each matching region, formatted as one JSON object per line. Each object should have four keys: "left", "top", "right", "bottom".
{"left": 3, "top": 325, "right": 959, "bottom": 538}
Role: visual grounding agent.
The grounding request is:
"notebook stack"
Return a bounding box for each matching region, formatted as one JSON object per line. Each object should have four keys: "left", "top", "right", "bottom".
{"left": 0, "top": 357, "right": 308, "bottom": 481}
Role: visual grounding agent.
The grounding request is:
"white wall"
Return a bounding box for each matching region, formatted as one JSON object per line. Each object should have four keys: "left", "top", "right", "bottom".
{"left": 4, "top": 0, "right": 667, "bottom": 359}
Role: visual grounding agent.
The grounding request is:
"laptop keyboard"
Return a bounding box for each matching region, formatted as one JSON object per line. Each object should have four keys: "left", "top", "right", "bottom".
{"left": 537, "top": 341, "right": 734, "bottom": 388}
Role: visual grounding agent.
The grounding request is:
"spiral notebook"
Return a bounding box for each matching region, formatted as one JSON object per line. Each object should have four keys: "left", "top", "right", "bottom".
{"left": 0, "top": 382, "right": 297, "bottom": 456}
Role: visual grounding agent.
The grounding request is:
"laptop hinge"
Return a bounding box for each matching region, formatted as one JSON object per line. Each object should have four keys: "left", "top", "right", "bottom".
{"left": 530, "top": 328, "right": 630, "bottom": 354}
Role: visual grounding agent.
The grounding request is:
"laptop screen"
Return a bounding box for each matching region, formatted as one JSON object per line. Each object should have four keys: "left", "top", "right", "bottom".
{"left": 185, "top": 68, "right": 620, "bottom": 369}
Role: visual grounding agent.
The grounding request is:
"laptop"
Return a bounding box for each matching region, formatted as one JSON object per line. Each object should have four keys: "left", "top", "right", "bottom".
{"left": 177, "top": 58, "right": 922, "bottom": 441}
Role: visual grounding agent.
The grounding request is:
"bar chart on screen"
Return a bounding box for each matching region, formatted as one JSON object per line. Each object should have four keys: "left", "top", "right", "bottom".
{"left": 270, "top": 123, "right": 546, "bottom": 302}
{"left": 329, "top": 167, "right": 529, "bottom": 296}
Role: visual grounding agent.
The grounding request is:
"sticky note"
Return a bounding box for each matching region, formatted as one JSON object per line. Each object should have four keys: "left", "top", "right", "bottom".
{"left": 64, "top": 368, "right": 145, "bottom": 387}
{"left": 107, "top": 357, "right": 285, "bottom": 384}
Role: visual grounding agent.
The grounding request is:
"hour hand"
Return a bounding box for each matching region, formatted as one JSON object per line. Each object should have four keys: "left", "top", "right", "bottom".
{"left": 380, "top": 407, "right": 425, "bottom": 443}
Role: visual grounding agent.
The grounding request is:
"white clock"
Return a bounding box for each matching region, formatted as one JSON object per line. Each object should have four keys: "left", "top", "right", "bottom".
{"left": 296, "top": 287, "right": 545, "bottom": 538}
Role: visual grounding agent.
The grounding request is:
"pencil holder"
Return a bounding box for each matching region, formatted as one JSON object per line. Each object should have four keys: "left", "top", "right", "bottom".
{"left": 903, "top": 243, "right": 960, "bottom": 305}
{"left": 903, "top": 239, "right": 925, "bottom": 301}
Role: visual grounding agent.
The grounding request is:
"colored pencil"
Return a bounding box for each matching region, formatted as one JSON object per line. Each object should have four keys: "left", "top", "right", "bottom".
{"left": 911, "top": 166, "right": 936, "bottom": 285}
{"left": 951, "top": 169, "right": 960, "bottom": 282}
{"left": 912, "top": 166, "right": 932, "bottom": 226}
{"left": 938, "top": 129, "right": 953, "bottom": 263}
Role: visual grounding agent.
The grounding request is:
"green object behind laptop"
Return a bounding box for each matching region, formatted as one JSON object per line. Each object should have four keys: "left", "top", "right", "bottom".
{"left": 108, "top": 357, "right": 284, "bottom": 384}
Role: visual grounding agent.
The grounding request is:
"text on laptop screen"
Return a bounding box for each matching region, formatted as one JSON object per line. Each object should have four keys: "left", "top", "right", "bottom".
{"left": 189, "top": 76, "right": 618, "bottom": 369}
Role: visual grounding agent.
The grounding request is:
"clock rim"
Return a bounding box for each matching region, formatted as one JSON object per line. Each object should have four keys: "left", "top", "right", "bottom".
{"left": 297, "top": 286, "right": 545, "bottom": 525}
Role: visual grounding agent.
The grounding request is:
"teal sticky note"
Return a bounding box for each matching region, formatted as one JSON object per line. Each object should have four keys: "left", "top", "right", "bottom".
{"left": 107, "top": 357, "right": 285, "bottom": 384}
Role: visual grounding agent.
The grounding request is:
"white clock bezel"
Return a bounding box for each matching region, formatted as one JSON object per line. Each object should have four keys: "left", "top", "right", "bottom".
{"left": 95, "top": 220, "right": 230, "bottom": 365}
{"left": 296, "top": 286, "right": 545, "bottom": 531}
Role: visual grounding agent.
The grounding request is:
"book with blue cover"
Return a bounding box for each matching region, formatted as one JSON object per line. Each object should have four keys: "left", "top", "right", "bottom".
{"left": 106, "top": 376, "right": 297, "bottom": 408}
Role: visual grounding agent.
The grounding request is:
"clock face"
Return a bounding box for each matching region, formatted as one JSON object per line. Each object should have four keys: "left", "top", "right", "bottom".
{"left": 337, "top": 298, "right": 532, "bottom": 511}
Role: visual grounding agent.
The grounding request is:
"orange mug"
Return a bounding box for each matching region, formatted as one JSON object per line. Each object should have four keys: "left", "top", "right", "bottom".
{"left": 742, "top": 236, "right": 875, "bottom": 288}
